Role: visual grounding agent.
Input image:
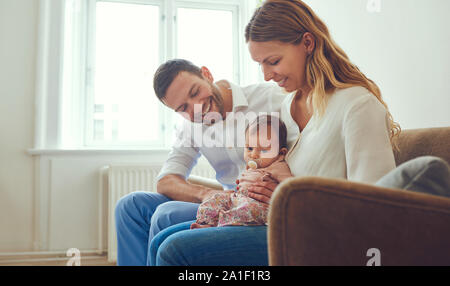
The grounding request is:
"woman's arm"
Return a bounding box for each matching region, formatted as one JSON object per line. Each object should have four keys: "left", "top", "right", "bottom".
{"left": 244, "top": 161, "right": 292, "bottom": 204}
{"left": 343, "top": 94, "right": 396, "bottom": 183}
{"left": 245, "top": 180, "right": 278, "bottom": 205}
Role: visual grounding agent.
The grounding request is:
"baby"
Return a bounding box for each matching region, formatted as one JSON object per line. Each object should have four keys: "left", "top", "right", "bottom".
{"left": 191, "top": 115, "right": 293, "bottom": 228}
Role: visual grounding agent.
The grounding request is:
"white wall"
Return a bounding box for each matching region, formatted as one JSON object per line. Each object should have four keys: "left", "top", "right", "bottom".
{"left": 32, "top": 152, "right": 170, "bottom": 251}
{"left": 0, "top": 0, "right": 38, "bottom": 251}
{"left": 0, "top": 0, "right": 449, "bottom": 254}
{"left": 304, "top": 0, "right": 450, "bottom": 129}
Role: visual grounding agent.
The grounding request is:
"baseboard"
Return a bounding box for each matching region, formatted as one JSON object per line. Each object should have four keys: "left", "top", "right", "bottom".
{"left": 0, "top": 250, "right": 115, "bottom": 266}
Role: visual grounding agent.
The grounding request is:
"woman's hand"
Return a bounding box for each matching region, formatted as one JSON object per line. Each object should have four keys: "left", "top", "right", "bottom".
{"left": 237, "top": 179, "right": 278, "bottom": 205}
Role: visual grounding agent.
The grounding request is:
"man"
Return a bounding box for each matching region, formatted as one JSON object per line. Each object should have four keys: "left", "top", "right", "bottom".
{"left": 115, "top": 59, "right": 297, "bottom": 265}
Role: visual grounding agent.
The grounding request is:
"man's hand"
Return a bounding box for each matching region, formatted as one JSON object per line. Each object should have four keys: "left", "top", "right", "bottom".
{"left": 158, "top": 174, "right": 229, "bottom": 203}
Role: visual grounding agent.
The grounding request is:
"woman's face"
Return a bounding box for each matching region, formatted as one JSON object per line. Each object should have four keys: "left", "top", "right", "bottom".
{"left": 248, "top": 39, "right": 310, "bottom": 93}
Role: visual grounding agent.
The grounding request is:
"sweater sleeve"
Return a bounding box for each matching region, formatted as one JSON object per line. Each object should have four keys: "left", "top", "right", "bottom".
{"left": 342, "top": 94, "right": 396, "bottom": 183}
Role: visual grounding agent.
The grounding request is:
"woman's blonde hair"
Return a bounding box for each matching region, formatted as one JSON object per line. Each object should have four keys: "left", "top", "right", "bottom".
{"left": 245, "top": 0, "right": 400, "bottom": 148}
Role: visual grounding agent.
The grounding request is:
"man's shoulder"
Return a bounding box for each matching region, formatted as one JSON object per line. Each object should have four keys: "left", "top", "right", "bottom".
{"left": 240, "top": 82, "right": 288, "bottom": 106}
{"left": 241, "top": 82, "right": 284, "bottom": 96}
{"left": 216, "top": 79, "right": 231, "bottom": 90}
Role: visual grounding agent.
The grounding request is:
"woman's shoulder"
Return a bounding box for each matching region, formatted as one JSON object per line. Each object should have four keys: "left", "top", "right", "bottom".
{"left": 333, "top": 86, "right": 388, "bottom": 126}
{"left": 333, "top": 86, "right": 372, "bottom": 101}
{"left": 329, "top": 86, "right": 381, "bottom": 111}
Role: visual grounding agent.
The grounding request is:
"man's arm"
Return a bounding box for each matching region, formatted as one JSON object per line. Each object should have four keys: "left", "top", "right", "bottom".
{"left": 157, "top": 174, "right": 224, "bottom": 203}
{"left": 156, "top": 117, "right": 217, "bottom": 203}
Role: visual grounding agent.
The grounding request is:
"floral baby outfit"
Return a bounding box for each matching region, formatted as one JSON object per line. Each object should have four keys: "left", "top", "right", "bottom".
{"left": 195, "top": 158, "right": 292, "bottom": 227}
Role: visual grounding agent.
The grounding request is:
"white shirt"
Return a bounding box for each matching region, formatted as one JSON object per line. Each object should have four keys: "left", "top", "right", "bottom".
{"left": 280, "top": 92, "right": 302, "bottom": 151}
{"left": 285, "top": 86, "right": 396, "bottom": 184}
{"left": 157, "top": 81, "right": 299, "bottom": 190}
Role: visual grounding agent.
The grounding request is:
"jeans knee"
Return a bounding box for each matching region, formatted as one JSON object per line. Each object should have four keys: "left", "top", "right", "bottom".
{"left": 426, "top": 156, "right": 450, "bottom": 170}
{"left": 151, "top": 201, "right": 198, "bottom": 232}
{"left": 151, "top": 201, "right": 176, "bottom": 226}
{"left": 156, "top": 232, "right": 188, "bottom": 266}
{"left": 115, "top": 191, "right": 147, "bottom": 221}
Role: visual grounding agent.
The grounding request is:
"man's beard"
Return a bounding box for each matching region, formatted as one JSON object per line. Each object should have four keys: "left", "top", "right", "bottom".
{"left": 209, "top": 82, "right": 225, "bottom": 117}
{"left": 201, "top": 82, "right": 225, "bottom": 125}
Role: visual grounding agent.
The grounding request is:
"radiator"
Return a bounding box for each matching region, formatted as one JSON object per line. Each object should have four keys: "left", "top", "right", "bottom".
{"left": 99, "top": 164, "right": 216, "bottom": 263}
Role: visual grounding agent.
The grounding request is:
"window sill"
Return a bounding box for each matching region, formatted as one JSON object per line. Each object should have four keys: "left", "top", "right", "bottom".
{"left": 27, "top": 148, "right": 172, "bottom": 156}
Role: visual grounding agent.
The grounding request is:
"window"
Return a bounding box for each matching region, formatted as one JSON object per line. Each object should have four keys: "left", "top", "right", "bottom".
{"left": 176, "top": 6, "right": 236, "bottom": 82}
{"left": 87, "top": 1, "right": 162, "bottom": 146}
{"left": 33, "top": 0, "right": 259, "bottom": 150}
{"left": 48, "top": 0, "right": 260, "bottom": 150}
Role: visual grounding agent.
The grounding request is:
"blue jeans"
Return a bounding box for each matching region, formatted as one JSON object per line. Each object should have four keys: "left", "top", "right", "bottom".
{"left": 149, "top": 221, "right": 268, "bottom": 266}
{"left": 114, "top": 191, "right": 199, "bottom": 266}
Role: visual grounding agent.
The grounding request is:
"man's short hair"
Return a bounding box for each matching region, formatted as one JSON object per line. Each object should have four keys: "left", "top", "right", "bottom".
{"left": 153, "top": 59, "right": 203, "bottom": 101}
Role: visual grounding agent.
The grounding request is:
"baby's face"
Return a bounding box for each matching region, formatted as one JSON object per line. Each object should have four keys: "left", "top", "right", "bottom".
{"left": 244, "top": 127, "right": 281, "bottom": 169}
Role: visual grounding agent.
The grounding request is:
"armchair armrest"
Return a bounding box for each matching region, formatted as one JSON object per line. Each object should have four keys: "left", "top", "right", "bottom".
{"left": 187, "top": 174, "right": 223, "bottom": 190}
{"left": 268, "top": 177, "right": 450, "bottom": 266}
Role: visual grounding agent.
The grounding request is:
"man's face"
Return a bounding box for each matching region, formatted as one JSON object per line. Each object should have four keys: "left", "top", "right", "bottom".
{"left": 162, "top": 70, "right": 224, "bottom": 124}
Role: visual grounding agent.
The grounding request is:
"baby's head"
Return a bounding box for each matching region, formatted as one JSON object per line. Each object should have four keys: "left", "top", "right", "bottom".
{"left": 244, "top": 115, "right": 288, "bottom": 169}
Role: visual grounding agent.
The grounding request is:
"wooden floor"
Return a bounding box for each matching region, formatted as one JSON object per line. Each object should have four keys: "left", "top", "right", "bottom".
{"left": 0, "top": 251, "right": 116, "bottom": 266}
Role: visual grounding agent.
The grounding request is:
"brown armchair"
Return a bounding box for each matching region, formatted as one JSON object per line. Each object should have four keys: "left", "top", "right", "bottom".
{"left": 268, "top": 127, "right": 450, "bottom": 265}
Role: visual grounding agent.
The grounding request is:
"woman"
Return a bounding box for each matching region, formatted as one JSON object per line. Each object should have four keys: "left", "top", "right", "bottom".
{"left": 149, "top": 0, "right": 447, "bottom": 266}
{"left": 245, "top": 0, "right": 400, "bottom": 194}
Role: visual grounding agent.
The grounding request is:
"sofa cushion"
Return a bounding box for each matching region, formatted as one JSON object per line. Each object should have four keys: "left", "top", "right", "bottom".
{"left": 375, "top": 156, "right": 450, "bottom": 198}
{"left": 394, "top": 127, "right": 450, "bottom": 166}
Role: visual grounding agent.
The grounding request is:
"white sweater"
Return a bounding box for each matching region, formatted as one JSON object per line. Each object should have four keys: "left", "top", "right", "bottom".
{"left": 283, "top": 86, "right": 396, "bottom": 184}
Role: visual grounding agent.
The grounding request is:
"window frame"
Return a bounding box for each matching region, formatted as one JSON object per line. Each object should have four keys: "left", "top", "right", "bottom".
{"left": 33, "top": 0, "right": 258, "bottom": 151}
{"left": 173, "top": 0, "right": 241, "bottom": 83}
{"left": 84, "top": 0, "right": 167, "bottom": 148}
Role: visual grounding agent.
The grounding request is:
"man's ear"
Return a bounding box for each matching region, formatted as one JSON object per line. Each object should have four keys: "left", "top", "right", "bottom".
{"left": 201, "top": 66, "right": 214, "bottom": 82}
{"left": 279, "top": 147, "right": 288, "bottom": 155}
